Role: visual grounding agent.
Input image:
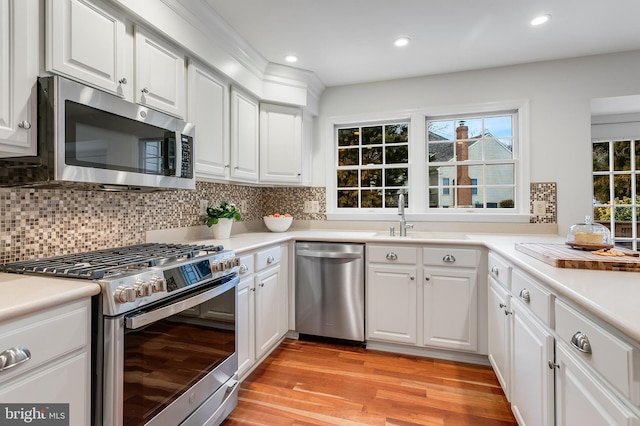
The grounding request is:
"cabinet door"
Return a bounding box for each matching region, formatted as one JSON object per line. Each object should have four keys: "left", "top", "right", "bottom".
{"left": 0, "top": 0, "right": 38, "bottom": 157}
{"left": 510, "top": 298, "right": 555, "bottom": 426}
{"left": 230, "top": 87, "right": 259, "bottom": 182}
{"left": 422, "top": 267, "right": 478, "bottom": 352}
{"left": 188, "top": 62, "right": 230, "bottom": 180}
{"left": 366, "top": 265, "right": 417, "bottom": 344}
{"left": 259, "top": 103, "right": 302, "bottom": 184}
{"left": 135, "top": 27, "right": 185, "bottom": 118}
{"left": 488, "top": 277, "right": 511, "bottom": 400}
{"left": 555, "top": 342, "right": 640, "bottom": 426}
{"left": 237, "top": 275, "right": 255, "bottom": 378}
{"left": 0, "top": 352, "right": 90, "bottom": 426}
{"left": 47, "top": 0, "right": 131, "bottom": 99}
{"left": 255, "top": 265, "right": 284, "bottom": 359}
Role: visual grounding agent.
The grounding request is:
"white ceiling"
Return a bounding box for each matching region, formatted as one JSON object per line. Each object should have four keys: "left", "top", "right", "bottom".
{"left": 204, "top": 0, "right": 640, "bottom": 88}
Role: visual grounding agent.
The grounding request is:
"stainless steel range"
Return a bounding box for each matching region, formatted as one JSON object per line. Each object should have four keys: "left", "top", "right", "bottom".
{"left": 4, "top": 243, "right": 240, "bottom": 426}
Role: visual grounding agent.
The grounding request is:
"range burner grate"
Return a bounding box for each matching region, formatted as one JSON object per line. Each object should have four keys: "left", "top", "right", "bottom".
{"left": 3, "top": 243, "right": 224, "bottom": 280}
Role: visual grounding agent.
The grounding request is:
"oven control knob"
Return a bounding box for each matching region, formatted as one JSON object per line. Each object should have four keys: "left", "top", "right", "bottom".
{"left": 134, "top": 280, "right": 152, "bottom": 297}
{"left": 114, "top": 286, "right": 136, "bottom": 303}
{"left": 210, "top": 261, "right": 223, "bottom": 273}
{"left": 150, "top": 277, "right": 167, "bottom": 293}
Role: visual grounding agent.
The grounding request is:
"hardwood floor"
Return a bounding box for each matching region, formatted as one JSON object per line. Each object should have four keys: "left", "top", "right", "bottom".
{"left": 223, "top": 339, "right": 517, "bottom": 425}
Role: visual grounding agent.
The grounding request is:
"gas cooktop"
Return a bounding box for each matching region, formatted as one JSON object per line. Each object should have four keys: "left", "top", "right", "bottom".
{"left": 2, "top": 243, "right": 225, "bottom": 280}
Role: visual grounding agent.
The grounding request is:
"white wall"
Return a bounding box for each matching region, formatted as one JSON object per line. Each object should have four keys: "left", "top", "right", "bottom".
{"left": 315, "top": 50, "right": 640, "bottom": 235}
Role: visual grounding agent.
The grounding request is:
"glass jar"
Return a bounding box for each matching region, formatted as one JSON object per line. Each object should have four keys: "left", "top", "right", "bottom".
{"left": 566, "top": 216, "right": 612, "bottom": 247}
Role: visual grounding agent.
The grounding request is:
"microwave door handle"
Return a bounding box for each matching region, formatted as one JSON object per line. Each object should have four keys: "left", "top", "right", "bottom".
{"left": 163, "top": 131, "right": 177, "bottom": 176}
{"left": 174, "top": 131, "right": 182, "bottom": 177}
{"left": 125, "top": 277, "right": 237, "bottom": 330}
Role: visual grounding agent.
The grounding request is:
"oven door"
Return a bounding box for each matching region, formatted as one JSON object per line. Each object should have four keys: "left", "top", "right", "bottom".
{"left": 103, "top": 275, "right": 239, "bottom": 426}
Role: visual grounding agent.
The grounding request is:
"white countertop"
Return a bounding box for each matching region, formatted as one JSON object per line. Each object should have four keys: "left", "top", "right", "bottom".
{"left": 0, "top": 274, "right": 101, "bottom": 323}
{"left": 3, "top": 229, "right": 638, "bottom": 347}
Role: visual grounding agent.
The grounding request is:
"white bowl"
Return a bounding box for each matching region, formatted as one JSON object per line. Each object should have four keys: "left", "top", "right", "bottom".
{"left": 263, "top": 216, "right": 293, "bottom": 232}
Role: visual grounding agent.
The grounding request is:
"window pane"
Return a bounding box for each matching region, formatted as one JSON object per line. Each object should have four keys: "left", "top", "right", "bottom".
{"left": 337, "top": 170, "right": 358, "bottom": 188}
{"left": 593, "top": 206, "right": 609, "bottom": 222}
{"left": 592, "top": 142, "right": 609, "bottom": 172}
{"left": 484, "top": 116, "right": 513, "bottom": 138}
{"left": 385, "top": 124, "right": 408, "bottom": 143}
{"left": 385, "top": 168, "right": 408, "bottom": 187}
{"left": 385, "top": 145, "right": 408, "bottom": 164}
{"left": 458, "top": 118, "right": 482, "bottom": 139}
{"left": 338, "top": 128, "right": 359, "bottom": 146}
{"left": 427, "top": 120, "right": 454, "bottom": 141}
{"left": 614, "top": 205, "right": 634, "bottom": 222}
{"left": 337, "top": 190, "right": 358, "bottom": 208}
{"left": 593, "top": 175, "right": 610, "bottom": 204}
{"left": 361, "top": 169, "right": 382, "bottom": 187}
{"left": 338, "top": 148, "right": 359, "bottom": 166}
{"left": 385, "top": 190, "right": 406, "bottom": 208}
{"left": 636, "top": 140, "right": 640, "bottom": 171}
{"left": 613, "top": 140, "right": 631, "bottom": 171}
{"left": 428, "top": 142, "right": 454, "bottom": 162}
{"left": 485, "top": 164, "right": 515, "bottom": 185}
{"left": 456, "top": 140, "right": 475, "bottom": 161}
{"left": 486, "top": 138, "right": 513, "bottom": 160}
{"left": 361, "top": 189, "right": 382, "bottom": 208}
{"left": 486, "top": 187, "right": 515, "bottom": 208}
{"left": 614, "top": 175, "right": 631, "bottom": 199}
{"left": 362, "top": 146, "right": 383, "bottom": 164}
{"left": 362, "top": 126, "right": 382, "bottom": 145}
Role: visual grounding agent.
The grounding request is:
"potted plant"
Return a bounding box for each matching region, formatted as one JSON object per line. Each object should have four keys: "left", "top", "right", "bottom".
{"left": 205, "top": 201, "right": 241, "bottom": 239}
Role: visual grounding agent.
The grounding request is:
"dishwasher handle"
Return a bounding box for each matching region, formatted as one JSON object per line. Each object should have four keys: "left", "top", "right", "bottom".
{"left": 297, "top": 249, "right": 362, "bottom": 259}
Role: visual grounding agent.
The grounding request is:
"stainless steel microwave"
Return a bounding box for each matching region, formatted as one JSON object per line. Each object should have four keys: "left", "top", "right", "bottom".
{"left": 0, "top": 76, "right": 195, "bottom": 191}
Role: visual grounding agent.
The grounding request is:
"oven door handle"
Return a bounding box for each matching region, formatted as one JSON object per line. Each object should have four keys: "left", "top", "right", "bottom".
{"left": 125, "top": 277, "right": 238, "bottom": 330}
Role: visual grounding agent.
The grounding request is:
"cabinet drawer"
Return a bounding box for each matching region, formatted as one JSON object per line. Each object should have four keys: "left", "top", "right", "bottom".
{"left": 555, "top": 299, "right": 640, "bottom": 406}
{"left": 255, "top": 246, "right": 281, "bottom": 271}
{"left": 0, "top": 299, "right": 89, "bottom": 384}
{"left": 423, "top": 247, "right": 479, "bottom": 268}
{"left": 511, "top": 269, "right": 553, "bottom": 327}
{"left": 367, "top": 245, "right": 417, "bottom": 264}
{"left": 238, "top": 254, "right": 255, "bottom": 276}
{"left": 488, "top": 252, "right": 511, "bottom": 289}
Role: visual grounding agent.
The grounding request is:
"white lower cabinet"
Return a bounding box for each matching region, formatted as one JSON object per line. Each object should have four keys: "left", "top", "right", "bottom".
{"left": 488, "top": 277, "right": 511, "bottom": 400}
{"left": 555, "top": 341, "right": 640, "bottom": 426}
{"left": 237, "top": 244, "right": 288, "bottom": 380}
{"left": 367, "top": 263, "right": 418, "bottom": 344}
{"left": 0, "top": 298, "right": 91, "bottom": 426}
{"left": 510, "top": 297, "right": 555, "bottom": 426}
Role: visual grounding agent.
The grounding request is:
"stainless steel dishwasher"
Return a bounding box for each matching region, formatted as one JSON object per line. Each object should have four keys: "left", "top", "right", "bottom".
{"left": 295, "top": 242, "right": 365, "bottom": 343}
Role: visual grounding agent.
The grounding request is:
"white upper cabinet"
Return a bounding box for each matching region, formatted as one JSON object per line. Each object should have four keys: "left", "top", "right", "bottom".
{"left": 187, "top": 61, "right": 230, "bottom": 180}
{"left": 46, "top": 0, "right": 132, "bottom": 99}
{"left": 0, "top": 0, "right": 39, "bottom": 157}
{"left": 230, "top": 87, "right": 259, "bottom": 182}
{"left": 135, "top": 27, "right": 186, "bottom": 118}
{"left": 259, "top": 103, "right": 303, "bottom": 184}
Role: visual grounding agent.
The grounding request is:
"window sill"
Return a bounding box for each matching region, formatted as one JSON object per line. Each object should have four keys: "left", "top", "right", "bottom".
{"left": 326, "top": 212, "right": 532, "bottom": 223}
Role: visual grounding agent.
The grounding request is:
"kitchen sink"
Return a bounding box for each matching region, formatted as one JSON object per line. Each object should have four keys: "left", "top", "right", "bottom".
{"left": 373, "top": 232, "right": 469, "bottom": 240}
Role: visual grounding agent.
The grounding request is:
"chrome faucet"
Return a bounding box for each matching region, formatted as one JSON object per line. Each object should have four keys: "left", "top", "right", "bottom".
{"left": 397, "top": 194, "right": 413, "bottom": 237}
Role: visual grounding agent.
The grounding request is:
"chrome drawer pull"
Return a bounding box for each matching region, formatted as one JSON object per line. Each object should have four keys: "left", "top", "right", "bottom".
{"left": 0, "top": 346, "right": 31, "bottom": 372}
{"left": 17, "top": 121, "right": 31, "bottom": 129}
{"left": 443, "top": 254, "right": 456, "bottom": 263}
{"left": 239, "top": 264, "right": 248, "bottom": 274}
{"left": 386, "top": 252, "right": 398, "bottom": 261}
{"left": 267, "top": 255, "right": 275, "bottom": 264}
{"left": 548, "top": 360, "right": 560, "bottom": 370}
{"left": 499, "top": 303, "right": 507, "bottom": 309}
{"left": 519, "top": 288, "right": 531, "bottom": 302}
{"left": 491, "top": 265, "right": 499, "bottom": 275}
{"left": 570, "top": 331, "right": 592, "bottom": 354}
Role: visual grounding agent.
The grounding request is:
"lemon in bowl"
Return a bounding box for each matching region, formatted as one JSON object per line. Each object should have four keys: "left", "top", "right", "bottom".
{"left": 263, "top": 213, "right": 293, "bottom": 232}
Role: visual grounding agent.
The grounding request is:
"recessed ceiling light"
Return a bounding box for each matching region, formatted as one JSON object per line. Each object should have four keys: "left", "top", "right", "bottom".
{"left": 394, "top": 37, "right": 410, "bottom": 47}
{"left": 531, "top": 14, "right": 551, "bottom": 26}
{"left": 285, "top": 55, "right": 298, "bottom": 63}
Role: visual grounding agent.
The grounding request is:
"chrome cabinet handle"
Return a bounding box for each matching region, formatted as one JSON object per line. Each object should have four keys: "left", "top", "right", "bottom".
{"left": 504, "top": 310, "right": 513, "bottom": 316}
{"left": 17, "top": 121, "right": 31, "bottom": 129}
{"left": 548, "top": 360, "right": 560, "bottom": 369}
{"left": 570, "top": 331, "right": 592, "bottom": 354}
{"left": 519, "top": 288, "right": 531, "bottom": 303}
{"left": 0, "top": 346, "right": 31, "bottom": 372}
{"left": 491, "top": 265, "right": 499, "bottom": 275}
{"left": 239, "top": 264, "right": 248, "bottom": 274}
{"left": 443, "top": 254, "right": 456, "bottom": 263}
{"left": 386, "top": 252, "right": 398, "bottom": 261}
{"left": 499, "top": 303, "right": 507, "bottom": 309}
{"left": 267, "top": 255, "right": 275, "bottom": 264}
{"left": 410, "top": 276, "right": 415, "bottom": 281}
{"left": 119, "top": 77, "right": 128, "bottom": 84}
{"left": 259, "top": 282, "right": 264, "bottom": 287}
{"left": 141, "top": 87, "right": 150, "bottom": 94}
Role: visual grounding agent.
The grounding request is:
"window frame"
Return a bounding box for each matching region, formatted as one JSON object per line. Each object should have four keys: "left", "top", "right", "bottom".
{"left": 325, "top": 100, "right": 531, "bottom": 222}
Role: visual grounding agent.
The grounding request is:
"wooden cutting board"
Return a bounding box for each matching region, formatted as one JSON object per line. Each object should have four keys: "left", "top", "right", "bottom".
{"left": 515, "top": 243, "right": 640, "bottom": 272}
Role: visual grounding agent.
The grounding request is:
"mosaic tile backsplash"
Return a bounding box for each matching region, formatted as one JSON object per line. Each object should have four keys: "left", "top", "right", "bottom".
{"left": 0, "top": 181, "right": 553, "bottom": 263}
